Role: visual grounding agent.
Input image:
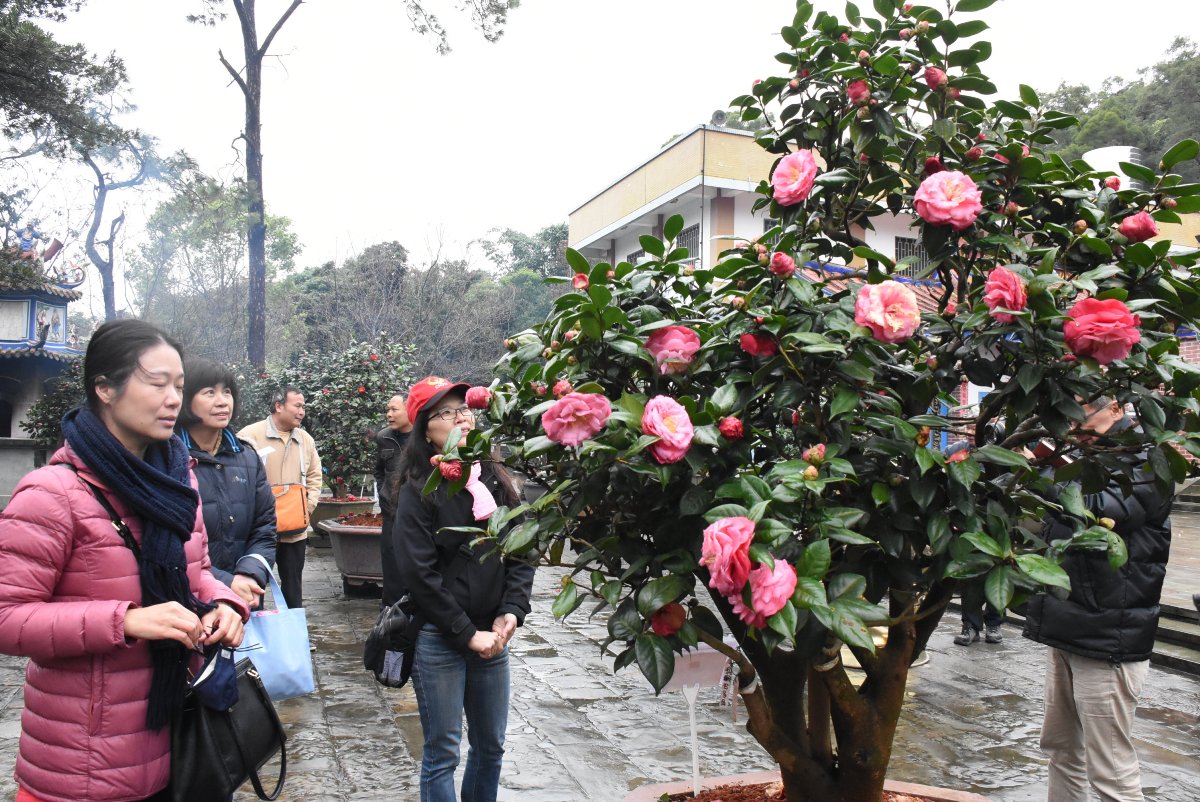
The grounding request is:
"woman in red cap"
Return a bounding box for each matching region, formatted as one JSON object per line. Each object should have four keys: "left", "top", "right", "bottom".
{"left": 392, "top": 377, "right": 534, "bottom": 802}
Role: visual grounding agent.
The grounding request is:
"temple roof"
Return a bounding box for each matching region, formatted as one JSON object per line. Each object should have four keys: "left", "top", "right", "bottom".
{"left": 0, "top": 345, "right": 81, "bottom": 362}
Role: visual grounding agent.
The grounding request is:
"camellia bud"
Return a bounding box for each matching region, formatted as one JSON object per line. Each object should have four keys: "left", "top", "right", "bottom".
{"left": 531, "top": 381, "right": 547, "bottom": 396}
{"left": 551, "top": 340, "right": 562, "bottom": 351}
{"left": 899, "top": 28, "right": 912, "bottom": 40}
{"left": 429, "top": 454, "right": 444, "bottom": 466}
{"left": 438, "top": 460, "right": 463, "bottom": 481}
{"left": 916, "top": 20, "right": 930, "bottom": 33}
{"left": 754, "top": 316, "right": 765, "bottom": 325}
{"left": 926, "top": 356, "right": 939, "bottom": 370}
{"left": 903, "top": 2, "right": 913, "bottom": 11}
{"left": 651, "top": 602, "right": 687, "bottom": 637}
{"left": 924, "top": 156, "right": 945, "bottom": 176}
{"left": 718, "top": 416, "right": 745, "bottom": 440}
{"left": 859, "top": 152, "right": 871, "bottom": 163}
{"left": 1072, "top": 219, "right": 1088, "bottom": 236}
{"left": 606, "top": 270, "right": 616, "bottom": 280}
{"left": 1098, "top": 517, "right": 1116, "bottom": 529}
{"left": 791, "top": 410, "right": 801, "bottom": 426}
{"left": 566, "top": 355, "right": 578, "bottom": 365}
{"left": 729, "top": 297, "right": 747, "bottom": 310}
{"left": 802, "top": 443, "right": 826, "bottom": 465}
{"left": 552, "top": 379, "right": 573, "bottom": 398}
{"left": 858, "top": 50, "right": 870, "bottom": 63}
{"left": 503, "top": 338, "right": 514, "bottom": 350}
{"left": 542, "top": 347, "right": 553, "bottom": 359}
{"left": 754, "top": 243, "right": 768, "bottom": 255}
{"left": 572, "top": 272, "right": 589, "bottom": 290}
{"left": 976, "top": 131, "right": 987, "bottom": 142}
{"left": 965, "top": 146, "right": 983, "bottom": 162}
{"left": 945, "top": 87, "right": 961, "bottom": 100}
{"left": 564, "top": 329, "right": 577, "bottom": 341}
{"left": 1104, "top": 176, "right": 1121, "bottom": 191}
{"left": 839, "top": 32, "right": 850, "bottom": 43}
{"left": 944, "top": 300, "right": 957, "bottom": 317}
{"left": 924, "top": 66, "right": 947, "bottom": 91}
{"left": 1163, "top": 197, "right": 1178, "bottom": 209}
{"left": 465, "top": 386, "right": 492, "bottom": 409}
{"left": 789, "top": 78, "right": 800, "bottom": 90}
{"left": 803, "top": 465, "right": 820, "bottom": 481}
{"left": 857, "top": 106, "right": 872, "bottom": 120}
{"left": 800, "top": 68, "right": 810, "bottom": 78}
{"left": 1004, "top": 201, "right": 1020, "bottom": 216}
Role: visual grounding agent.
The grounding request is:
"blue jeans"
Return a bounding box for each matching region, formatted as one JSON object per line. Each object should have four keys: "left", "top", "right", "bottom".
{"left": 411, "top": 624, "right": 510, "bottom": 802}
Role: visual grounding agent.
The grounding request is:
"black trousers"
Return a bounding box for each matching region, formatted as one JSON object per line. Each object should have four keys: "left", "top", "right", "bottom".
{"left": 276, "top": 538, "right": 306, "bottom": 609}
{"left": 380, "top": 511, "right": 403, "bottom": 607}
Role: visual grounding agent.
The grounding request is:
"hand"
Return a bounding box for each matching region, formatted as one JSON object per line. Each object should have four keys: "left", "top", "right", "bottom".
{"left": 231, "top": 574, "right": 266, "bottom": 610}
{"left": 491, "top": 613, "right": 517, "bottom": 648}
{"left": 200, "top": 602, "right": 245, "bottom": 648}
{"left": 123, "top": 602, "right": 204, "bottom": 649}
{"left": 467, "top": 630, "right": 503, "bottom": 659}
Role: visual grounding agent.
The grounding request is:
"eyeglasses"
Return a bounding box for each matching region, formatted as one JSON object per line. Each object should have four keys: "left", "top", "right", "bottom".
{"left": 429, "top": 405, "right": 474, "bottom": 423}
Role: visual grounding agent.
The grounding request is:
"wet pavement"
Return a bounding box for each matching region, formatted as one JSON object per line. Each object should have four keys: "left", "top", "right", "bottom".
{"left": 0, "top": 526, "right": 1197, "bottom": 801}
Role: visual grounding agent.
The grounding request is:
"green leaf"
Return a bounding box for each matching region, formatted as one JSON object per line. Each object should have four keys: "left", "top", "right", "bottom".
{"left": 1161, "top": 139, "right": 1199, "bottom": 170}
{"left": 799, "top": 540, "right": 831, "bottom": 579}
{"left": 501, "top": 520, "right": 538, "bottom": 555}
{"left": 635, "top": 633, "right": 675, "bottom": 693}
{"left": 551, "top": 583, "right": 583, "bottom": 619}
{"left": 927, "top": 512, "right": 951, "bottom": 555}
{"left": 829, "top": 386, "right": 859, "bottom": 420}
{"left": 827, "top": 603, "right": 876, "bottom": 652}
{"left": 975, "top": 445, "right": 1030, "bottom": 469}
{"left": 962, "top": 530, "right": 1005, "bottom": 558}
{"left": 637, "top": 575, "right": 688, "bottom": 616}
{"left": 768, "top": 601, "right": 798, "bottom": 640}
{"left": 1015, "top": 554, "right": 1072, "bottom": 590}
{"left": 792, "top": 577, "right": 827, "bottom": 610}
{"left": 565, "top": 248, "right": 591, "bottom": 274}
{"left": 600, "top": 580, "right": 622, "bottom": 607}
{"left": 947, "top": 456, "right": 981, "bottom": 487}
{"left": 1018, "top": 84, "right": 1039, "bottom": 107}
{"left": 1119, "top": 161, "right": 1157, "bottom": 184}
{"left": 663, "top": 214, "right": 685, "bottom": 242}
{"left": 608, "top": 599, "right": 642, "bottom": 641}
{"left": 704, "top": 503, "right": 750, "bottom": 523}
{"left": 711, "top": 383, "right": 739, "bottom": 415}
{"left": 984, "top": 565, "right": 1015, "bottom": 612}
{"left": 639, "top": 235, "right": 665, "bottom": 258}
{"left": 1107, "top": 531, "right": 1130, "bottom": 571}
{"left": 1058, "top": 484, "right": 1086, "bottom": 519}
{"left": 955, "top": 0, "right": 999, "bottom": 10}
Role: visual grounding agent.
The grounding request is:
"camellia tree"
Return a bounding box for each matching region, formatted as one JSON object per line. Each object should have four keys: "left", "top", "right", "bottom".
{"left": 244, "top": 336, "right": 418, "bottom": 497}
{"left": 435, "top": 1, "right": 1200, "bottom": 800}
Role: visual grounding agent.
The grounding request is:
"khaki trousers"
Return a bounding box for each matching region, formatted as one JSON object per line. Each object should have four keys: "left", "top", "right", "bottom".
{"left": 1040, "top": 647, "right": 1149, "bottom": 801}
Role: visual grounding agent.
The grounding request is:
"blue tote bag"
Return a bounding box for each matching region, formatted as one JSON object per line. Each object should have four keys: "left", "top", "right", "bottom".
{"left": 240, "top": 554, "right": 315, "bottom": 701}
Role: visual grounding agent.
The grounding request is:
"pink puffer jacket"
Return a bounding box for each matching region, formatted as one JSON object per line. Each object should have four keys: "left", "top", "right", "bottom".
{"left": 0, "top": 445, "right": 250, "bottom": 802}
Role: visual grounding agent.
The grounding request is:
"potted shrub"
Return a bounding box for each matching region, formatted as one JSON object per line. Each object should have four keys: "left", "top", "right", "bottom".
{"left": 438, "top": 1, "right": 1200, "bottom": 800}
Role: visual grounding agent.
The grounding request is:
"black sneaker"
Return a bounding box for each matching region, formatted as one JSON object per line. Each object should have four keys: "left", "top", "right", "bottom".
{"left": 953, "top": 624, "right": 979, "bottom": 646}
{"left": 984, "top": 624, "right": 1003, "bottom": 644}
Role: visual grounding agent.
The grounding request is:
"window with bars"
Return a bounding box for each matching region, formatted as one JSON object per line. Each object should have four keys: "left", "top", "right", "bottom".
{"left": 677, "top": 224, "right": 700, "bottom": 261}
{"left": 625, "top": 248, "right": 645, "bottom": 265}
{"left": 893, "top": 236, "right": 931, "bottom": 276}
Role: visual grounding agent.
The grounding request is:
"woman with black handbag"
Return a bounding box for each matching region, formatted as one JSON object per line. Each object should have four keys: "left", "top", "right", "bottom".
{"left": 393, "top": 377, "right": 535, "bottom": 802}
{"left": 177, "top": 359, "right": 277, "bottom": 610}
{"left": 0, "top": 319, "right": 249, "bottom": 802}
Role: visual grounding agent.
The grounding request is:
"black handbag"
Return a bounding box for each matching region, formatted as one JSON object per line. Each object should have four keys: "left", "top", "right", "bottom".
{"left": 171, "top": 658, "right": 288, "bottom": 802}
{"left": 363, "top": 594, "right": 420, "bottom": 688}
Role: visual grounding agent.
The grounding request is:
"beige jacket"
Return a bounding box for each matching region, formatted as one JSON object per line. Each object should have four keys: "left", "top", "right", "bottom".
{"left": 237, "top": 417, "right": 323, "bottom": 543}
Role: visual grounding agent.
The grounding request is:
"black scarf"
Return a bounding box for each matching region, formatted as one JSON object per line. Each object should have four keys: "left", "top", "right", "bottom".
{"left": 62, "top": 407, "right": 214, "bottom": 730}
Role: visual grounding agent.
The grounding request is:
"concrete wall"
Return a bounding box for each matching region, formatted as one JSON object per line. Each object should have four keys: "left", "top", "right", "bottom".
{"left": 0, "top": 439, "right": 48, "bottom": 511}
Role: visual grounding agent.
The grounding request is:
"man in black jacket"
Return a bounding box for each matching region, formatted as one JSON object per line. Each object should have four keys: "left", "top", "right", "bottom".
{"left": 1023, "top": 398, "right": 1173, "bottom": 802}
{"left": 375, "top": 394, "right": 412, "bottom": 607}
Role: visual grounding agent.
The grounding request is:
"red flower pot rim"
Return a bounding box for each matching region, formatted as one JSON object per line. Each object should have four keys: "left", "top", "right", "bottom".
{"left": 316, "top": 495, "right": 374, "bottom": 503}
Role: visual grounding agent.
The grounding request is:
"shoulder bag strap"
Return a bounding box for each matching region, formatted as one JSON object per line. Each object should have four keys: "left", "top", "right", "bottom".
{"left": 60, "top": 464, "right": 141, "bottom": 559}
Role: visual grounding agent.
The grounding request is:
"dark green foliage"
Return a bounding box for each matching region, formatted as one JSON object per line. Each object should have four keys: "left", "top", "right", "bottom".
{"left": 20, "top": 357, "right": 83, "bottom": 446}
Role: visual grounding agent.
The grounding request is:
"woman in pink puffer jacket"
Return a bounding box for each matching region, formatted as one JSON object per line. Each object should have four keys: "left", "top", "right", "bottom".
{"left": 0, "top": 320, "right": 248, "bottom": 802}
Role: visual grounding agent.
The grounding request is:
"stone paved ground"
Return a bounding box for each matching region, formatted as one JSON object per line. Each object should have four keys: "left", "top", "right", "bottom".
{"left": 0, "top": 538, "right": 1197, "bottom": 802}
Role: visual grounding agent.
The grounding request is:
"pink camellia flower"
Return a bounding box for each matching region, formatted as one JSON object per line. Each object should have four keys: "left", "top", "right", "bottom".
{"left": 552, "top": 379, "right": 573, "bottom": 398}
{"left": 572, "top": 272, "right": 589, "bottom": 290}
{"left": 924, "top": 67, "right": 947, "bottom": 91}
{"left": 739, "top": 332, "right": 778, "bottom": 357}
{"left": 772, "top": 150, "right": 819, "bottom": 206}
{"left": 1104, "top": 176, "right": 1121, "bottom": 190}
{"left": 944, "top": 300, "right": 958, "bottom": 317}
{"left": 946, "top": 449, "right": 969, "bottom": 464}
{"left": 965, "top": 146, "right": 983, "bottom": 162}
{"left": 438, "top": 460, "right": 463, "bottom": 481}
{"left": 923, "top": 156, "right": 945, "bottom": 176}
{"left": 839, "top": 32, "right": 850, "bottom": 43}
{"left": 854, "top": 280, "right": 922, "bottom": 344}
{"left": 914, "top": 170, "right": 983, "bottom": 231}
{"left": 847, "top": 79, "right": 871, "bottom": 105}
{"left": 531, "top": 381, "right": 547, "bottom": 397}
{"left": 641, "top": 395, "right": 694, "bottom": 464}
{"left": 541, "top": 392, "right": 612, "bottom": 447}
{"left": 701, "top": 517, "right": 755, "bottom": 596}
{"left": 718, "top": 416, "right": 744, "bottom": 440}
{"left": 465, "top": 386, "right": 492, "bottom": 409}
{"left": 1118, "top": 210, "right": 1158, "bottom": 243}
{"left": 899, "top": 27, "right": 912, "bottom": 40}
{"left": 803, "top": 443, "right": 826, "bottom": 465}
{"left": 770, "top": 252, "right": 797, "bottom": 277}
{"left": 983, "top": 266, "right": 1028, "bottom": 324}
{"left": 1063, "top": 297, "right": 1142, "bottom": 364}
{"left": 645, "top": 325, "right": 702, "bottom": 375}
{"left": 730, "top": 560, "right": 799, "bottom": 629}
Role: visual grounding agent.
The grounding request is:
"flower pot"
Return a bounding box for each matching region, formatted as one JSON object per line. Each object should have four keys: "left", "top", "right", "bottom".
{"left": 310, "top": 497, "right": 376, "bottom": 548}
{"left": 619, "top": 770, "right": 993, "bottom": 802}
{"left": 316, "top": 518, "right": 383, "bottom": 597}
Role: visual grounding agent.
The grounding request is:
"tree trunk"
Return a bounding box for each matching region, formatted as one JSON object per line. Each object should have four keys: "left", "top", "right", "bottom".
{"left": 83, "top": 165, "right": 117, "bottom": 320}
{"left": 226, "top": 0, "right": 302, "bottom": 371}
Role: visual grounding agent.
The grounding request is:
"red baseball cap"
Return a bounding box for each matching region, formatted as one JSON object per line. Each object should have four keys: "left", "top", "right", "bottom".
{"left": 406, "top": 376, "right": 470, "bottom": 424}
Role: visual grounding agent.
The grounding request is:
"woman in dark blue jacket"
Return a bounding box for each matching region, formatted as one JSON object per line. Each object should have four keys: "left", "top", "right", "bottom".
{"left": 178, "top": 359, "right": 277, "bottom": 608}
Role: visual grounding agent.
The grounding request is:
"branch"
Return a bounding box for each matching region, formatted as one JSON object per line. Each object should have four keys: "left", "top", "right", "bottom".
{"left": 258, "top": 0, "right": 303, "bottom": 58}
{"left": 218, "top": 49, "right": 250, "bottom": 96}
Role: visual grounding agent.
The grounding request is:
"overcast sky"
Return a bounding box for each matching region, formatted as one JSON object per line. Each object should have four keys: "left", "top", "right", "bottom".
{"left": 45, "top": 0, "right": 1200, "bottom": 288}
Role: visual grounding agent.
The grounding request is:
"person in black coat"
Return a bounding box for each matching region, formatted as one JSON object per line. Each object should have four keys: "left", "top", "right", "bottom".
{"left": 178, "top": 359, "right": 277, "bottom": 608}
{"left": 374, "top": 393, "right": 412, "bottom": 607}
{"left": 1022, "top": 398, "right": 1173, "bottom": 801}
{"left": 392, "top": 376, "right": 534, "bottom": 802}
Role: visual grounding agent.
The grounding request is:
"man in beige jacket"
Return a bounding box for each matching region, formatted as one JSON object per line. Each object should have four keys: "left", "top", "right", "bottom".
{"left": 238, "top": 386, "right": 322, "bottom": 608}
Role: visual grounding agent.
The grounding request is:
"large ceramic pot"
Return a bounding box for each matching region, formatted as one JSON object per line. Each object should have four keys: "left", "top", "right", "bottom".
{"left": 316, "top": 517, "right": 383, "bottom": 597}
{"left": 309, "top": 496, "right": 376, "bottom": 548}
{"left": 620, "top": 770, "right": 992, "bottom": 802}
